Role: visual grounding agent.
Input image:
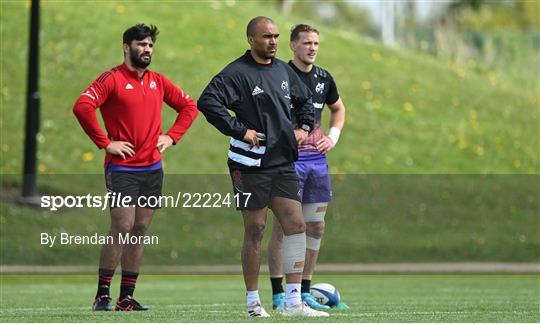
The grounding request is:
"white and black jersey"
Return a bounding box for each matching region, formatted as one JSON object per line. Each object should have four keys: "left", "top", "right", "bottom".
{"left": 198, "top": 50, "right": 315, "bottom": 169}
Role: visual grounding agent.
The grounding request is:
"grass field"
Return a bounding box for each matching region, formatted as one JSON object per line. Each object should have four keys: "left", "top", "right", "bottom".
{"left": 1, "top": 174, "right": 538, "bottom": 265}
{"left": 0, "top": 274, "right": 538, "bottom": 322}
{"left": 1, "top": 1, "right": 538, "bottom": 175}
{"left": 0, "top": 0, "right": 538, "bottom": 264}
{"left": 1, "top": 3, "right": 538, "bottom": 322}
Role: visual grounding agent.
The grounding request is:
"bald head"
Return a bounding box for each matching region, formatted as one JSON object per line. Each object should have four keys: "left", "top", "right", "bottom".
{"left": 245, "top": 16, "right": 279, "bottom": 64}
{"left": 246, "top": 16, "right": 275, "bottom": 37}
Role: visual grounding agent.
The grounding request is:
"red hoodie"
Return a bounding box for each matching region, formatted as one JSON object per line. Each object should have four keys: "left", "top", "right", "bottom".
{"left": 73, "top": 63, "right": 198, "bottom": 168}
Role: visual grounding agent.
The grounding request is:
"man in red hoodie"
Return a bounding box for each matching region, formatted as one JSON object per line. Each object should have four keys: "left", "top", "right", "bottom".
{"left": 73, "top": 24, "right": 198, "bottom": 311}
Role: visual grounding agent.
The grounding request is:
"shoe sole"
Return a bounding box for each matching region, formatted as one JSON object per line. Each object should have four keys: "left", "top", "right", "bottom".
{"left": 282, "top": 310, "right": 330, "bottom": 317}
{"left": 115, "top": 308, "right": 149, "bottom": 311}
{"left": 92, "top": 305, "right": 112, "bottom": 311}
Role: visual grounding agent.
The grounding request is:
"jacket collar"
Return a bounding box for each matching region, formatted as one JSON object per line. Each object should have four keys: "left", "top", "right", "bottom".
{"left": 120, "top": 63, "right": 149, "bottom": 79}
{"left": 245, "top": 50, "right": 273, "bottom": 67}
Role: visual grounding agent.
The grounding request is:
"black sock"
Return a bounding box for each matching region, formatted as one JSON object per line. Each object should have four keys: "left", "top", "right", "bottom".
{"left": 270, "top": 276, "right": 284, "bottom": 295}
{"left": 96, "top": 268, "right": 115, "bottom": 298}
{"left": 120, "top": 271, "right": 138, "bottom": 298}
{"left": 301, "top": 279, "right": 311, "bottom": 294}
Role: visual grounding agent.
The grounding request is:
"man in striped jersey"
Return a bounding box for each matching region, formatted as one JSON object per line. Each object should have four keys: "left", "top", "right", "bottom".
{"left": 198, "top": 17, "right": 328, "bottom": 317}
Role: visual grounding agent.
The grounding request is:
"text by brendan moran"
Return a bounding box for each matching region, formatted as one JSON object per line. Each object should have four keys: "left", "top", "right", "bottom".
{"left": 40, "top": 232, "right": 159, "bottom": 247}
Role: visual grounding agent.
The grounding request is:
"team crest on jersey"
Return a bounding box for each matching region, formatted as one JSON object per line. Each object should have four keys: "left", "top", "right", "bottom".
{"left": 315, "top": 82, "right": 325, "bottom": 94}
{"left": 150, "top": 81, "right": 157, "bottom": 90}
{"left": 281, "top": 80, "right": 289, "bottom": 92}
{"left": 281, "top": 80, "right": 291, "bottom": 100}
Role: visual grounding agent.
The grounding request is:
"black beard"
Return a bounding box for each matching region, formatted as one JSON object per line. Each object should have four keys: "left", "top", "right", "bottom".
{"left": 130, "top": 49, "right": 151, "bottom": 69}
{"left": 254, "top": 47, "right": 275, "bottom": 60}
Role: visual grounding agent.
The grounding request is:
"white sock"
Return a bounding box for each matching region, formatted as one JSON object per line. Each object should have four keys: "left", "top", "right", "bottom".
{"left": 246, "top": 290, "right": 260, "bottom": 306}
{"left": 285, "top": 283, "right": 302, "bottom": 308}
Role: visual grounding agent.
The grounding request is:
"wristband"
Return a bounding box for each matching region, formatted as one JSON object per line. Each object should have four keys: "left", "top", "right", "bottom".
{"left": 328, "top": 127, "right": 341, "bottom": 145}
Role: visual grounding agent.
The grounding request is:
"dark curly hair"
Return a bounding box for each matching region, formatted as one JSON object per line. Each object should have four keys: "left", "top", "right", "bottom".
{"left": 123, "top": 24, "right": 159, "bottom": 45}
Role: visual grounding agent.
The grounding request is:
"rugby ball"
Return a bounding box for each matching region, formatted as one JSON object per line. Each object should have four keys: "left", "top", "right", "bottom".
{"left": 310, "top": 283, "right": 340, "bottom": 307}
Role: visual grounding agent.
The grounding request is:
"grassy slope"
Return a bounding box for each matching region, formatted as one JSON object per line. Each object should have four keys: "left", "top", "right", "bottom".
{"left": 0, "top": 1, "right": 538, "bottom": 175}
{"left": 0, "top": 174, "right": 538, "bottom": 265}
{"left": 0, "top": 274, "right": 538, "bottom": 322}
{"left": 0, "top": 2, "right": 538, "bottom": 264}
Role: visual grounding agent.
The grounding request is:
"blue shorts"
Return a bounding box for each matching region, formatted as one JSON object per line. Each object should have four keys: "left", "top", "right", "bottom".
{"left": 295, "top": 152, "right": 332, "bottom": 203}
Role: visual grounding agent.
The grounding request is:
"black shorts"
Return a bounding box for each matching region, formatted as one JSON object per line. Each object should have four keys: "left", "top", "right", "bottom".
{"left": 230, "top": 163, "right": 300, "bottom": 211}
{"left": 105, "top": 169, "right": 163, "bottom": 210}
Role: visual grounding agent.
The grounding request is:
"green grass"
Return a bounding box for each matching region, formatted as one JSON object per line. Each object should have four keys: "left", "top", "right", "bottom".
{"left": 0, "top": 274, "right": 538, "bottom": 322}
{"left": 1, "top": 174, "right": 538, "bottom": 264}
{"left": 0, "top": 1, "right": 538, "bottom": 265}
{"left": 1, "top": 1, "right": 538, "bottom": 175}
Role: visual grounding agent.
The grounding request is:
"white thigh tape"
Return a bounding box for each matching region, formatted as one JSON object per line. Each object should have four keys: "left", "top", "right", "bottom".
{"left": 306, "top": 235, "right": 321, "bottom": 251}
{"left": 282, "top": 232, "right": 306, "bottom": 274}
{"left": 303, "top": 203, "right": 327, "bottom": 222}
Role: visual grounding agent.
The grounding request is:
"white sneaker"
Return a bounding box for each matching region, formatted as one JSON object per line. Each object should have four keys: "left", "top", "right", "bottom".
{"left": 282, "top": 302, "right": 330, "bottom": 317}
{"left": 247, "top": 301, "right": 270, "bottom": 317}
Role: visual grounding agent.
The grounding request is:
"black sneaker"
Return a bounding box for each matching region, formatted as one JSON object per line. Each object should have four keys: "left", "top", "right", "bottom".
{"left": 92, "top": 295, "right": 112, "bottom": 311}
{"left": 115, "top": 295, "right": 149, "bottom": 311}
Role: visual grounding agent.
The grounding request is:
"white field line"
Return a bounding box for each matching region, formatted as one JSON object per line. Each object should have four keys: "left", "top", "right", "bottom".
{"left": 1, "top": 263, "right": 539, "bottom": 274}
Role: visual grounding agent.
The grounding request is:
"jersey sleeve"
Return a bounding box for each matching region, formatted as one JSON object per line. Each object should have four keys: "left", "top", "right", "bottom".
{"left": 197, "top": 73, "right": 247, "bottom": 140}
{"left": 325, "top": 72, "right": 340, "bottom": 105}
{"left": 288, "top": 67, "right": 315, "bottom": 131}
{"left": 72, "top": 71, "right": 115, "bottom": 149}
{"left": 160, "top": 74, "right": 199, "bottom": 144}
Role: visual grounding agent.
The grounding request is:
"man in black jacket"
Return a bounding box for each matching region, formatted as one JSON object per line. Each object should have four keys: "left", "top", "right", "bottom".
{"left": 198, "top": 16, "right": 328, "bottom": 318}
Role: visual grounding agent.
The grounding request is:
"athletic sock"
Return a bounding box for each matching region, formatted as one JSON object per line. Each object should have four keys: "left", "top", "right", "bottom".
{"left": 301, "top": 279, "right": 311, "bottom": 294}
{"left": 246, "top": 290, "right": 260, "bottom": 306}
{"left": 285, "top": 283, "right": 302, "bottom": 308}
{"left": 270, "top": 276, "right": 284, "bottom": 295}
{"left": 96, "top": 268, "right": 114, "bottom": 298}
{"left": 120, "top": 271, "right": 138, "bottom": 298}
